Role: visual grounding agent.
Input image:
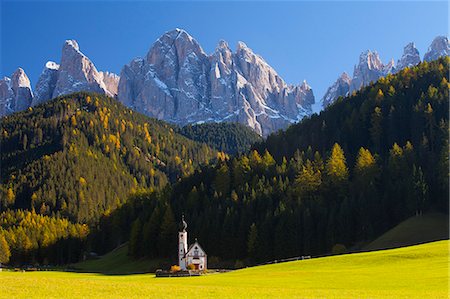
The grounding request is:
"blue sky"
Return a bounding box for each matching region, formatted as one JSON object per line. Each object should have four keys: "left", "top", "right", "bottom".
{"left": 1, "top": 1, "right": 448, "bottom": 100}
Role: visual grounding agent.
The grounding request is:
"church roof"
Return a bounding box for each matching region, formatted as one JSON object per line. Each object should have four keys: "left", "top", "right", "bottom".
{"left": 186, "top": 240, "right": 207, "bottom": 256}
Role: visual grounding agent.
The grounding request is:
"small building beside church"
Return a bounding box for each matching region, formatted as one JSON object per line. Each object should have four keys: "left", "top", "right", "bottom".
{"left": 178, "top": 216, "right": 207, "bottom": 271}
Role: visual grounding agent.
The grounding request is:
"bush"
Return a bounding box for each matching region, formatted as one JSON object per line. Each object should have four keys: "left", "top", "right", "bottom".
{"left": 170, "top": 265, "right": 181, "bottom": 272}
{"left": 187, "top": 264, "right": 195, "bottom": 270}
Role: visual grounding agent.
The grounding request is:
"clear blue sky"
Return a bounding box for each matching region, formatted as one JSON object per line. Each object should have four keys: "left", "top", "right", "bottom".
{"left": 1, "top": 1, "right": 448, "bottom": 100}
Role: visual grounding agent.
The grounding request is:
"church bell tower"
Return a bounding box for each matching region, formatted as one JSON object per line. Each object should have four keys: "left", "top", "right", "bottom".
{"left": 178, "top": 215, "right": 188, "bottom": 270}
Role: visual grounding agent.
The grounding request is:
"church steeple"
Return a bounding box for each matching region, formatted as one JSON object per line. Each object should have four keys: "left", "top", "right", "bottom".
{"left": 181, "top": 214, "right": 187, "bottom": 232}
{"left": 178, "top": 215, "right": 188, "bottom": 270}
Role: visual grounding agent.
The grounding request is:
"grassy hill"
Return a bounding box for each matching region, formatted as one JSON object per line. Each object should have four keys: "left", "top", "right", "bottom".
{"left": 364, "top": 212, "right": 449, "bottom": 251}
{"left": 71, "top": 243, "right": 167, "bottom": 274}
{"left": 0, "top": 240, "right": 447, "bottom": 298}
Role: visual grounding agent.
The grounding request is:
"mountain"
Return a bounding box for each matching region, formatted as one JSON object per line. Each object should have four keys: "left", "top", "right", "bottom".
{"left": 321, "top": 36, "right": 448, "bottom": 108}
{"left": 0, "top": 68, "right": 33, "bottom": 115}
{"left": 1, "top": 41, "right": 120, "bottom": 116}
{"left": 0, "top": 92, "right": 218, "bottom": 225}
{"left": 396, "top": 42, "right": 421, "bottom": 70}
{"left": 42, "top": 40, "right": 119, "bottom": 100}
{"left": 424, "top": 36, "right": 450, "bottom": 62}
{"left": 321, "top": 72, "right": 351, "bottom": 108}
{"left": 118, "top": 29, "right": 315, "bottom": 137}
{"left": 350, "top": 50, "right": 386, "bottom": 93}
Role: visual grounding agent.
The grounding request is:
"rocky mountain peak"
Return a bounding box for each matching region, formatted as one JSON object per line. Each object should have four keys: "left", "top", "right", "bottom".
{"left": 118, "top": 28, "right": 315, "bottom": 136}
{"left": 217, "top": 39, "right": 230, "bottom": 50}
{"left": 11, "top": 68, "right": 32, "bottom": 90}
{"left": 0, "top": 68, "right": 33, "bottom": 115}
{"left": 340, "top": 72, "right": 351, "bottom": 81}
{"left": 300, "top": 80, "right": 311, "bottom": 91}
{"left": 358, "top": 50, "right": 383, "bottom": 70}
{"left": 424, "top": 36, "right": 450, "bottom": 62}
{"left": 321, "top": 72, "right": 352, "bottom": 108}
{"left": 32, "top": 61, "right": 60, "bottom": 106}
{"left": 383, "top": 58, "right": 395, "bottom": 74}
{"left": 64, "top": 39, "right": 80, "bottom": 52}
{"left": 350, "top": 50, "right": 385, "bottom": 93}
{"left": 396, "top": 42, "right": 420, "bottom": 70}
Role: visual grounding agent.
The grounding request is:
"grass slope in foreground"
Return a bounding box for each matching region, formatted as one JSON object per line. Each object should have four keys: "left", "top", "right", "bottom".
{"left": 0, "top": 240, "right": 448, "bottom": 298}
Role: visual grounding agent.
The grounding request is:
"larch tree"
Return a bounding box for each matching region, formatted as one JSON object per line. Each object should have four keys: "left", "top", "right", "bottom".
{"left": 325, "top": 143, "right": 348, "bottom": 187}
{"left": 0, "top": 234, "right": 11, "bottom": 267}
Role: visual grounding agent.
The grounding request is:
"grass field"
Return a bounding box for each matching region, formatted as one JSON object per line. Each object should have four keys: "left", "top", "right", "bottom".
{"left": 0, "top": 240, "right": 448, "bottom": 298}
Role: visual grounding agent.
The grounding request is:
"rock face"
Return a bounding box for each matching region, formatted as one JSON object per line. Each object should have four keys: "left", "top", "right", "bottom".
{"left": 51, "top": 40, "right": 118, "bottom": 98}
{"left": 32, "top": 61, "right": 60, "bottom": 106}
{"left": 321, "top": 36, "right": 447, "bottom": 108}
{"left": 33, "top": 40, "right": 119, "bottom": 106}
{"left": 118, "top": 29, "right": 314, "bottom": 136}
{"left": 0, "top": 68, "right": 33, "bottom": 116}
{"left": 322, "top": 72, "right": 351, "bottom": 108}
{"left": 424, "top": 36, "right": 450, "bottom": 62}
{"left": 396, "top": 42, "right": 421, "bottom": 70}
{"left": 99, "top": 72, "right": 120, "bottom": 96}
{"left": 350, "top": 50, "right": 385, "bottom": 93}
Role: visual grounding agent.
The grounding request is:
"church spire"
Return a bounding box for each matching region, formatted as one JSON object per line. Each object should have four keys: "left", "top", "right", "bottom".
{"left": 181, "top": 214, "right": 187, "bottom": 232}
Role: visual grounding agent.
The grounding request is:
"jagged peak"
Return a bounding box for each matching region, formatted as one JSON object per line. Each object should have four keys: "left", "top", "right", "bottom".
{"left": 429, "top": 35, "right": 449, "bottom": 47}
{"left": 64, "top": 39, "right": 80, "bottom": 52}
{"left": 357, "top": 49, "right": 383, "bottom": 70}
{"left": 157, "top": 28, "right": 195, "bottom": 44}
{"left": 424, "top": 35, "right": 449, "bottom": 62}
{"left": 217, "top": 39, "right": 230, "bottom": 50}
{"left": 237, "top": 41, "right": 250, "bottom": 51}
{"left": 404, "top": 42, "right": 417, "bottom": 51}
{"left": 340, "top": 72, "right": 351, "bottom": 81}
{"left": 11, "top": 68, "right": 31, "bottom": 86}
{"left": 10, "top": 68, "right": 32, "bottom": 95}
{"left": 300, "top": 80, "right": 311, "bottom": 91}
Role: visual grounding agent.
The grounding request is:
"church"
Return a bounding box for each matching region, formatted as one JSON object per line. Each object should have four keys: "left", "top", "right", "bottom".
{"left": 178, "top": 216, "right": 207, "bottom": 271}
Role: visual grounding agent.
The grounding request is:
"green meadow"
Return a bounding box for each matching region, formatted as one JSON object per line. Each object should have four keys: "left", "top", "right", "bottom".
{"left": 0, "top": 240, "right": 448, "bottom": 298}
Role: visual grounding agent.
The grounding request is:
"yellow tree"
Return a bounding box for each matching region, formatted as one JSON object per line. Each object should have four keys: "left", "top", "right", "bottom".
{"left": 0, "top": 234, "right": 11, "bottom": 267}
{"left": 325, "top": 143, "right": 348, "bottom": 186}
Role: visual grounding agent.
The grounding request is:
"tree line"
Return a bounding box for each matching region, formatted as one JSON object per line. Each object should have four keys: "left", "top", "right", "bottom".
{"left": 92, "top": 58, "right": 449, "bottom": 267}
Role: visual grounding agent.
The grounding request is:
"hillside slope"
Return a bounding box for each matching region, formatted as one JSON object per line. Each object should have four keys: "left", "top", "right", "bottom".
{"left": 364, "top": 212, "right": 449, "bottom": 251}
{"left": 72, "top": 243, "right": 166, "bottom": 274}
{"left": 0, "top": 92, "right": 217, "bottom": 224}
{"left": 0, "top": 241, "right": 448, "bottom": 298}
{"left": 179, "top": 122, "right": 262, "bottom": 155}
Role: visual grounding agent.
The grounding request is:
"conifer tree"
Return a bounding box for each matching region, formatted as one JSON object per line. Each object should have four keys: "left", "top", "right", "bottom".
{"left": 325, "top": 143, "right": 348, "bottom": 186}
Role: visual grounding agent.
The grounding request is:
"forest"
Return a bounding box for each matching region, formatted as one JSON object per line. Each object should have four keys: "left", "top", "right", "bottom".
{"left": 0, "top": 57, "right": 448, "bottom": 267}
{"left": 92, "top": 57, "right": 449, "bottom": 267}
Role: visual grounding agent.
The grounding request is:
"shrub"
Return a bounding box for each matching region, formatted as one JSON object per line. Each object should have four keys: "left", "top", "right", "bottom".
{"left": 187, "top": 264, "right": 195, "bottom": 270}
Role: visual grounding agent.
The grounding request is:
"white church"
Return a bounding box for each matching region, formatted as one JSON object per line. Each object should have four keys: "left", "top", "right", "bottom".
{"left": 178, "top": 215, "right": 207, "bottom": 271}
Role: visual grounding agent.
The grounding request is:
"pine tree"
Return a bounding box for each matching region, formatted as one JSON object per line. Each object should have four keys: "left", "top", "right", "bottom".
{"left": 247, "top": 223, "right": 258, "bottom": 258}
{"left": 295, "top": 160, "right": 321, "bottom": 197}
{"left": 128, "top": 218, "right": 142, "bottom": 257}
{"left": 158, "top": 205, "right": 177, "bottom": 257}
